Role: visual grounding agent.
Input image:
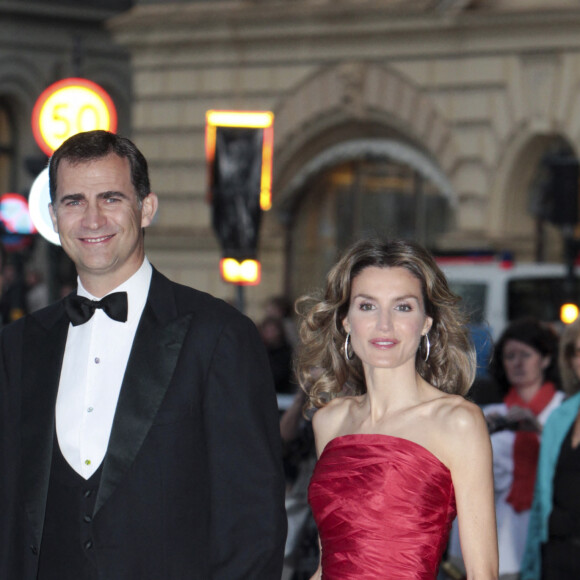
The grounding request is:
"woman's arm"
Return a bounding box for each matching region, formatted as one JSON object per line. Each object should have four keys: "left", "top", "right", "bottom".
{"left": 309, "top": 536, "right": 323, "bottom": 580}
{"left": 308, "top": 401, "right": 344, "bottom": 579}
{"left": 308, "top": 415, "right": 324, "bottom": 580}
{"left": 280, "top": 390, "right": 307, "bottom": 443}
{"left": 446, "top": 401, "right": 499, "bottom": 580}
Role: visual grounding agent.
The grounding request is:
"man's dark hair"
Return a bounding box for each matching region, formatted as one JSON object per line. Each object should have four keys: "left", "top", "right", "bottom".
{"left": 48, "top": 130, "right": 150, "bottom": 204}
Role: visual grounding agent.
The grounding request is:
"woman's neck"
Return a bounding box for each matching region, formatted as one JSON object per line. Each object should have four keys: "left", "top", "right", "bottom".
{"left": 515, "top": 380, "right": 544, "bottom": 403}
{"left": 362, "top": 365, "right": 425, "bottom": 422}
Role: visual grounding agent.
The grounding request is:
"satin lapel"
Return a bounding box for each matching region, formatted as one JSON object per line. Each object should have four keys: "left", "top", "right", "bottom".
{"left": 94, "top": 297, "right": 192, "bottom": 515}
{"left": 21, "top": 310, "right": 69, "bottom": 547}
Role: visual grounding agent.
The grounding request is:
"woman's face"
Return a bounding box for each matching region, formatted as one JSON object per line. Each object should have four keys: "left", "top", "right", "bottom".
{"left": 342, "top": 266, "right": 432, "bottom": 372}
{"left": 502, "top": 338, "right": 550, "bottom": 390}
{"left": 569, "top": 336, "right": 580, "bottom": 381}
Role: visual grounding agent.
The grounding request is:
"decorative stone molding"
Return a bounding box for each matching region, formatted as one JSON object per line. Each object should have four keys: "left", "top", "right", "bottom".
{"left": 273, "top": 61, "right": 456, "bottom": 208}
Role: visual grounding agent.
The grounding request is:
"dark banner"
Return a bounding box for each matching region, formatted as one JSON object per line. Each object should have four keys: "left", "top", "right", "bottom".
{"left": 210, "top": 126, "right": 263, "bottom": 259}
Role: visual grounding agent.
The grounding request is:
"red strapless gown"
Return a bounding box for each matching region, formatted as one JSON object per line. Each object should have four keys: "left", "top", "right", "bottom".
{"left": 308, "top": 434, "right": 456, "bottom": 579}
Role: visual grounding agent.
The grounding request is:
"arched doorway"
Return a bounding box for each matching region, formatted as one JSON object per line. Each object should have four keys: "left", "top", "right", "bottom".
{"left": 283, "top": 139, "right": 456, "bottom": 297}
{"left": 493, "top": 133, "right": 578, "bottom": 262}
{"left": 528, "top": 137, "right": 577, "bottom": 262}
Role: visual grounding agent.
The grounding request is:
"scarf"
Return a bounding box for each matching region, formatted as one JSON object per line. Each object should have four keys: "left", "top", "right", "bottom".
{"left": 504, "top": 382, "right": 556, "bottom": 513}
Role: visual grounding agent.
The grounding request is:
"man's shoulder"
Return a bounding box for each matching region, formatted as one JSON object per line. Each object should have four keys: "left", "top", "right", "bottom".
{"left": 0, "top": 301, "right": 66, "bottom": 363}
{"left": 153, "top": 269, "right": 248, "bottom": 326}
{"left": 1, "top": 300, "right": 64, "bottom": 336}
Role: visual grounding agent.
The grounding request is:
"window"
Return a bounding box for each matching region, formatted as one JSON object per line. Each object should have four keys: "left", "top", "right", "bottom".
{"left": 0, "top": 100, "right": 15, "bottom": 196}
{"left": 508, "top": 277, "right": 580, "bottom": 322}
{"left": 447, "top": 281, "right": 487, "bottom": 325}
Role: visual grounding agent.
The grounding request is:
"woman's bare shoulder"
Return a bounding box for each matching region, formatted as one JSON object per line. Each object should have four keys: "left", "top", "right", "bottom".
{"left": 312, "top": 396, "right": 353, "bottom": 429}
{"left": 312, "top": 396, "right": 360, "bottom": 454}
{"left": 429, "top": 394, "right": 491, "bottom": 466}
{"left": 432, "top": 393, "right": 483, "bottom": 423}
{"left": 429, "top": 394, "right": 487, "bottom": 436}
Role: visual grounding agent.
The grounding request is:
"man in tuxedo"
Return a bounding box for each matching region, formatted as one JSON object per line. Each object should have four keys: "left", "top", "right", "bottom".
{"left": 0, "top": 130, "right": 287, "bottom": 579}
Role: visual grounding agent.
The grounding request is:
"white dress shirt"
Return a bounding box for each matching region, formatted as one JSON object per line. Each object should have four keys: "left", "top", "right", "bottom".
{"left": 55, "top": 259, "right": 152, "bottom": 479}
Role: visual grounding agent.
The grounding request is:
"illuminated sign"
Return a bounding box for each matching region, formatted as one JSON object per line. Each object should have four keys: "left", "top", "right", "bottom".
{"left": 0, "top": 193, "right": 36, "bottom": 235}
{"left": 28, "top": 168, "right": 61, "bottom": 245}
{"left": 32, "top": 77, "right": 117, "bottom": 156}
{"left": 206, "top": 110, "right": 274, "bottom": 211}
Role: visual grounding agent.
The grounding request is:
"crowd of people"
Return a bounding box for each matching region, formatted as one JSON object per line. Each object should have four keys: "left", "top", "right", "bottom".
{"left": 2, "top": 129, "right": 580, "bottom": 580}
{"left": 448, "top": 317, "right": 571, "bottom": 579}
{"left": 0, "top": 250, "right": 49, "bottom": 328}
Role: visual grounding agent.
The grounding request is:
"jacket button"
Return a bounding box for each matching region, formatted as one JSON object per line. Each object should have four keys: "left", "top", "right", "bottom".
{"left": 84, "top": 540, "right": 93, "bottom": 550}
{"left": 83, "top": 514, "right": 92, "bottom": 523}
{"left": 30, "top": 545, "right": 38, "bottom": 555}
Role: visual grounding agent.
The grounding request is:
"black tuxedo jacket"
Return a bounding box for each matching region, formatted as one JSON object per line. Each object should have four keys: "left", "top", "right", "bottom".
{"left": 0, "top": 268, "right": 287, "bottom": 579}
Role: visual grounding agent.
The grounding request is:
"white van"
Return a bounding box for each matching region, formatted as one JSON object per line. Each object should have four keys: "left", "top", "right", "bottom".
{"left": 438, "top": 257, "right": 579, "bottom": 379}
{"left": 439, "top": 258, "right": 579, "bottom": 340}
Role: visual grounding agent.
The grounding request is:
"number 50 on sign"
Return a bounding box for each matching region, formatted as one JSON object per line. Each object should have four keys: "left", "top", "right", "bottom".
{"left": 32, "top": 78, "right": 117, "bottom": 156}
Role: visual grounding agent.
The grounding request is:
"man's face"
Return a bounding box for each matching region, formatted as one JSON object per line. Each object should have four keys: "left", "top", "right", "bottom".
{"left": 49, "top": 153, "right": 157, "bottom": 293}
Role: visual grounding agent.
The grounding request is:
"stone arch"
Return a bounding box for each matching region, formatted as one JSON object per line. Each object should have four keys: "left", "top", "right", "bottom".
{"left": 0, "top": 54, "right": 48, "bottom": 138}
{"left": 272, "top": 61, "right": 459, "bottom": 211}
{"left": 0, "top": 55, "right": 46, "bottom": 107}
{"left": 488, "top": 124, "right": 577, "bottom": 259}
{"left": 0, "top": 56, "right": 53, "bottom": 185}
{"left": 278, "top": 138, "right": 458, "bottom": 224}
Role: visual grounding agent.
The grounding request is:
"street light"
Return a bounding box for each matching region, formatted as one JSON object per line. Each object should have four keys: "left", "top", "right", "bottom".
{"left": 205, "top": 110, "right": 274, "bottom": 311}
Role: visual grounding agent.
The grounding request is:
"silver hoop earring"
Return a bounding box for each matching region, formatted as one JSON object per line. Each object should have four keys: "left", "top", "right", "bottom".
{"left": 344, "top": 333, "right": 354, "bottom": 361}
{"left": 423, "top": 334, "right": 430, "bottom": 362}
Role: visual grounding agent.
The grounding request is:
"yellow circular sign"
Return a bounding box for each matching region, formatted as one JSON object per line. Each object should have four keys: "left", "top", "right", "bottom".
{"left": 32, "top": 78, "right": 117, "bottom": 156}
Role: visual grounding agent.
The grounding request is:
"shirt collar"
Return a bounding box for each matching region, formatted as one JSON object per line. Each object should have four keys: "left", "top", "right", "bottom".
{"left": 76, "top": 258, "right": 153, "bottom": 323}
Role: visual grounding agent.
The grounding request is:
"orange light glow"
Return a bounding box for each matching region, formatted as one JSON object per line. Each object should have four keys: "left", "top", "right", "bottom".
{"left": 207, "top": 111, "right": 273, "bottom": 128}
{"left": 220, "top": 258, "right": 261, "bottom": 286}
{"left": 561, "top": 303, "right": 579, "bottom": 324}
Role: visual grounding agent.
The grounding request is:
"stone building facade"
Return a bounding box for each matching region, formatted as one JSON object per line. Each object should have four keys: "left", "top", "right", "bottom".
{"left": 108, "top": 0, "right": 580, "bottom": 318}
{"left": 3, "top": 0, "right": 580, "bottom": 319}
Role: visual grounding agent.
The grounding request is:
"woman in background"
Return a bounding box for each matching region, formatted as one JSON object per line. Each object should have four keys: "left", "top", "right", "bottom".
{"left": 485, "top": 318, "right": 564, "bottom": 579}
{"left": 521, "top": 319, "right": 580, "bottom": 580}
{"left": 296, "top": 238, "right": 498, "bottom": 580}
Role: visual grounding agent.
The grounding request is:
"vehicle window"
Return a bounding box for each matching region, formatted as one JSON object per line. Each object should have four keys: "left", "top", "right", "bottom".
{"left": 447, "top": 281, "right": 487, "bottom": 324}
{"left": 508, "top": 277, "right": 580, "bottom": 322}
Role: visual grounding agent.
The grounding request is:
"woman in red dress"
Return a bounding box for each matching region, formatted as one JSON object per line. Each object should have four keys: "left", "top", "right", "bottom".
{"left": 295, "top": 238, "right": 498, "bottom": 580}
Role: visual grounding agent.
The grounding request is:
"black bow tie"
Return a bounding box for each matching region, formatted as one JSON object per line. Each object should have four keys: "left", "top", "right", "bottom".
{"left": 64, "top": 292, "right": 128, "bottom": 326}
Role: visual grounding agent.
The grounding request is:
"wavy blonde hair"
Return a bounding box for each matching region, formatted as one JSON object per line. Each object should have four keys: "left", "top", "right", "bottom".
{"left": 559, "top": 319, "right": 580, "bottom": 396}
{"left": 294, "top": 238, "right": 476, "bottom": 408}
